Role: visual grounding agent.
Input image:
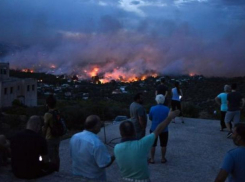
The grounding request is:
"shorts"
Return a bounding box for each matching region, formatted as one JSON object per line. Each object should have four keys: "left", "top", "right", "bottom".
{"left": 225, "top": 111, "right": 240, "bottom": 124}
{"left": 171, "top": 100, "right": 182, "bottom": 116}
{"left": 150, "top": 130, "right": 168, "bottom": 147}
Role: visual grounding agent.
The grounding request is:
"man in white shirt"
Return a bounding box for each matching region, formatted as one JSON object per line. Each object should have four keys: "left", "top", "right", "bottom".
{"left": 70, "top": 115, "right": 115, "bottom": 181}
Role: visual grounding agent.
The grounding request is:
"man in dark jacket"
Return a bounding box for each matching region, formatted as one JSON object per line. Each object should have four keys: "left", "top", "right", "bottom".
{"left": 11, "top": 116, "right": 55, "bottom": 179}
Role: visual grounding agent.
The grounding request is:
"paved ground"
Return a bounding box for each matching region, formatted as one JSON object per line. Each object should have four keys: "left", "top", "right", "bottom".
{"left": 0, "top": 117, "right": 235, "bottom": 182}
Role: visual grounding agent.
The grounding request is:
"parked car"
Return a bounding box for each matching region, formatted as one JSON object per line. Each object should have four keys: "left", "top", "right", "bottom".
{"left": 113, "top": 116, "right": 128, "bottom": 124}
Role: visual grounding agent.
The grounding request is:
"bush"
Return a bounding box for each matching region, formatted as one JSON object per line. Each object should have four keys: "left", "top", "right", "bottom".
{"left": 12, "top": 99, "right": 24, "bottom": 107}
{"left": 182, "top": 102, "right": 200, "bottom": 118}
{"left": 60, "top": 106, "right": 87, "bottom": 130}
{"left": 56, "top": 99, "right": 130, "bottom": 130}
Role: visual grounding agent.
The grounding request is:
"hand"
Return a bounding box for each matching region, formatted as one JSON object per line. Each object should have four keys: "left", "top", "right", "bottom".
{"left": 168, "top": 110, "right": 180, "bottom": 119}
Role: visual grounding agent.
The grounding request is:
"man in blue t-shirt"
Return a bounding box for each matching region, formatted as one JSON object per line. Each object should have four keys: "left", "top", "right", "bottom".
{"left": 215, "top": 123, "right": 245, "bottom": 182}
{"left": 114, "top": 110, "right": 179, "bottom": 181}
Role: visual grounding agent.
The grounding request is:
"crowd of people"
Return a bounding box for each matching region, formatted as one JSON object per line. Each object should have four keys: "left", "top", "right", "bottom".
{"left": 0, "top": 80, "right": 245, "bottom": 182}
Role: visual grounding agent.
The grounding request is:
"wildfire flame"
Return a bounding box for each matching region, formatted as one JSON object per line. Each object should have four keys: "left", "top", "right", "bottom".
{"left": 189, "top": 73, "right": 195, "bottom": 77}
{"left": 22, "top": 69, "right": 34, "bottom": 73}
{"left": 89, "top": 67, "right": 99, "bottom": 77}
{"left": 50, "top": 64, "right": 56, "bottom": 69}
{"left": 20, "top": 65, "right": 158, "bottom": 83}
{"left": 82, "top": 66, "right": 159, "bottom": 83}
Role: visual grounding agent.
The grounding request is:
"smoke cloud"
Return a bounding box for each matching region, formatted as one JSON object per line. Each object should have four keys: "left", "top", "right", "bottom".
{"left": 0, "top": 0, "right": 245, "bottom": 79}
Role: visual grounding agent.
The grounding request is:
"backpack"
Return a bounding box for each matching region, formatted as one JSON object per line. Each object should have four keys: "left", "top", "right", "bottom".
{"left": 48, "top": 110, "right": 67, "bottom": 137}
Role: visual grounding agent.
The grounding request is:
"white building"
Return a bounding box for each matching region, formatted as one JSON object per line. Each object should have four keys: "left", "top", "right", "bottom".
{"left": 0, "top": 62, "right": 37, "bottom": 108}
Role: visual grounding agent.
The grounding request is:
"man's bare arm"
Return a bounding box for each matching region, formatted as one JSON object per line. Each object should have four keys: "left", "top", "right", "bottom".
{"left": 214, "top": 169, "right": 228, "bottom": 182}
{"left": 42, "top": 113, "right": 50, "bottom": 136}
{"left": 215, "top": 97, "right": 221, "bottom": 106}
{"left": 153, "top": 110, "right": 180, "bottom": 137}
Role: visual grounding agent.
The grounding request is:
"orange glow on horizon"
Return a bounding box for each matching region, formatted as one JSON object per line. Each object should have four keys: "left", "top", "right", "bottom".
{"left": 189, "top": 73, "right": 195, "bottom": 77}
{"left": 22, "top": 69, "right": 34, "bottom": 73}
{"left": 50, "top": 64, "right": 56, "bottom": 69}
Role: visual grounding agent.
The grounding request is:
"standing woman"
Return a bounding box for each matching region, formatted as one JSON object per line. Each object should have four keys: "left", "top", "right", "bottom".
{"left": 215, "top": 85, "right": 231, "bottom": 131}
{"left": 149, "top": 94, "right": 170, "bottom": 163}
{"left": 171, "top": 81, "right": 184, "bottom": 123}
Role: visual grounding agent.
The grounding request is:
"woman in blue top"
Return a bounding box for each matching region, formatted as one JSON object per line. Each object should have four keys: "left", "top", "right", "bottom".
{"left": 171, "top": 81, "right": 184, "bottom": 123}
{"left": 215, "top": 85, "right": 231, "bottom": 131}
{"left": 149, "top": 94, "right": 170, "bottom": 164}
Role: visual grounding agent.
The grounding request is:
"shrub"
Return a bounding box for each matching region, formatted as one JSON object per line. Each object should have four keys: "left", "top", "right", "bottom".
{"left": 182, "top": 102, "right": 200, "bottom": 118}
{"left": 12, "top": 99, "right": 23, "bottom": 107}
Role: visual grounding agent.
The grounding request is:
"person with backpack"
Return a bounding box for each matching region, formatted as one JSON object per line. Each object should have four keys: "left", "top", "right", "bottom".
{"left": 43, "top": 95, "right": 66, "bottom": 171}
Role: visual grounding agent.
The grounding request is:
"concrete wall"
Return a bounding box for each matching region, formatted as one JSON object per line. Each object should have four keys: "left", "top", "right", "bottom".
{"left": 0, "top": 78, "right": 37, "bottom": 108}
{"left": 0, "top": 79, "right": 23, "bottom": 107}
{"left": 0, "top": 63, "right": 10, "bottom": 81}
{"left": 22, "top": 78, "right": 37, "bottom": 106}
{"left": 0, "top": 62, "right": 37, "bottom": 108}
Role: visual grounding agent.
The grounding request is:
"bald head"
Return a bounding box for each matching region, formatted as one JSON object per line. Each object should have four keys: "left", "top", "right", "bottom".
{"left": 26, "top": 115, "right": 42, "bottom": 133}
{"left": 84, "top": 115, "right": 101, "bottom": 133}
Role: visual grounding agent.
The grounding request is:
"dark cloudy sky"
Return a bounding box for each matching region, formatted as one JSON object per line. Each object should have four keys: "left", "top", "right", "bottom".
{"left": 0, "top": 0, "right": 245, "bottom": 78}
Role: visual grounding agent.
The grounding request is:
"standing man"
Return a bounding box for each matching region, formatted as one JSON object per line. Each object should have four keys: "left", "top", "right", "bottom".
{"left": 43, "top": 95, "right": 60, "bottom": 171}
{"left": 156, "top": 77, "right": 169, "bottom": 106}
{"left": 11, "top": 116, "right": 56, "bottom": 179}
{"left": 130, "top": 93, "right": 147, "bottom": 139}
{"left": 114, "top": 111, "right": 179, "bottom": 182}
{"left": 225, "top": 83, "right": 245, "bottom": 138}
{"left": 215, "top": 123, "right": 245, "bottom": 182}
{"left": 156, "top": 77, "right": 168, "bottom": 97}
{"left": 70, "top": 115, "right": 115, "bottom": 181}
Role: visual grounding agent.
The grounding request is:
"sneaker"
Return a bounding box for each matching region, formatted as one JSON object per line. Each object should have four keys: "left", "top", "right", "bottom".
{"left": 227, "top": 132, "right": 232, "bottom": 138}
{"left": 161, "top": 158, "right": 167, "bottom": 163}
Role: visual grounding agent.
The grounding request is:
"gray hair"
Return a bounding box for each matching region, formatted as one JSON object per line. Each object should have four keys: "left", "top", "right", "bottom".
{"left": 224, "top": 85, "right": 231, "bottom": 92}
{"left": 155, "top": 94, "right": 165, "bottom": 104}
{"left": 26, "top": 115, "right": 42, "bottom": 132}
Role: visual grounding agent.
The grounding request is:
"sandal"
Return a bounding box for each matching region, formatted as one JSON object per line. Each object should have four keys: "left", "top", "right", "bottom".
{"left": 161, "top": 158, "right": 167, "bottom": 163}
{"left": 148, "top": 159, "right": 155, "bottom": 164}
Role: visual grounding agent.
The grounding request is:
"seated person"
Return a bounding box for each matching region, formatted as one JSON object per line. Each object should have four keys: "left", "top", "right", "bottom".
{"left": 0, "top": 135, "right": 10, "bottom": 166}
{"left": 10, "top": 116, "right": 56, "bottom": 179}
{"left": 70, "top": 115, "right": 115, "bottom": 181}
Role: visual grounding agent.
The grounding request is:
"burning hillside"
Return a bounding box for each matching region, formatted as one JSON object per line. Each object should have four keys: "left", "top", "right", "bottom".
{"left": 83, "top": 67, "right": 158, "bottom": 83}
{"left": 17, "top": 64, "right": 159, "bottom": 83}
